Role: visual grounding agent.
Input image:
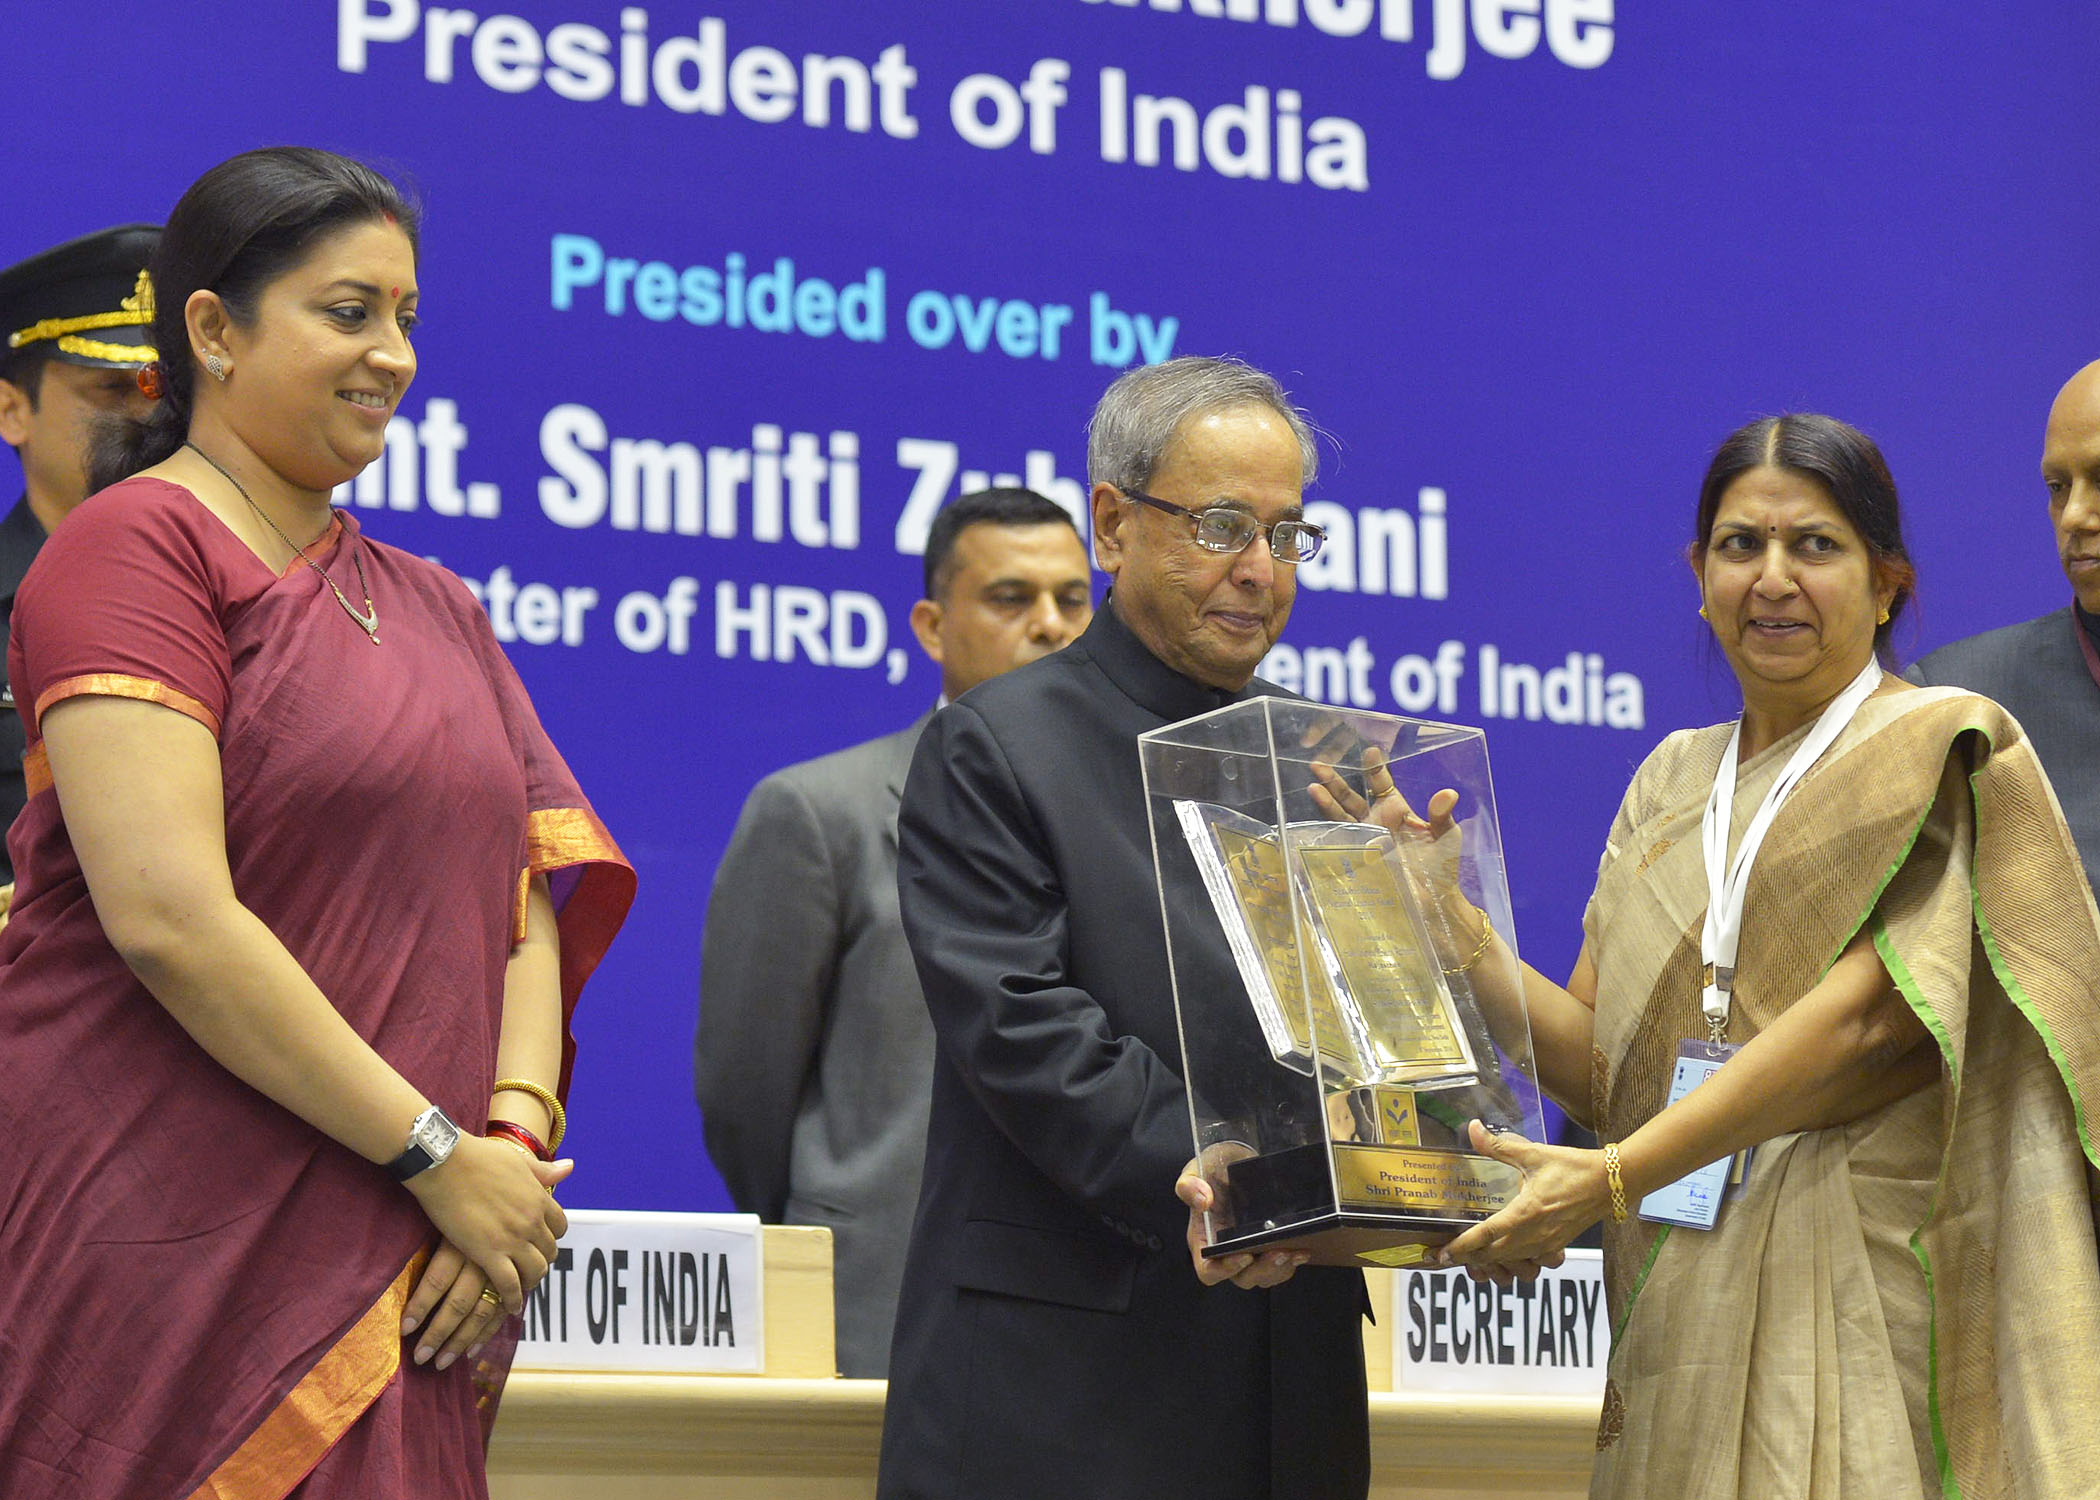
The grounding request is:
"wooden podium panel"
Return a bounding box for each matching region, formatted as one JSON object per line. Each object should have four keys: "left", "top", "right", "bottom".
{"left": 487, "top": 1234, "right": 1597, "bottom": 1499}
{"left": 488, "top": 1382, "right": 1594, "bottom": 1499}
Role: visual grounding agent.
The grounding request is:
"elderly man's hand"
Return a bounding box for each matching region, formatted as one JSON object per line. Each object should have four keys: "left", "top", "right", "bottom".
{"left": 1177, "top": 1157, "right": 1310, "bottom": 1289}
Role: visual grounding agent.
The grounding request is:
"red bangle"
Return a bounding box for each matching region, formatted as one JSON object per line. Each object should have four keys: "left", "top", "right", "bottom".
{"left": 486, "top": 1121, "right": 550, "bottom": 1161}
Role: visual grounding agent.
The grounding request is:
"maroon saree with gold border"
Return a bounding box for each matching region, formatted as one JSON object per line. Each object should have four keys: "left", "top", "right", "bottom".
{"left": 0, "top": 477, "right": 632, "bottom": 1499}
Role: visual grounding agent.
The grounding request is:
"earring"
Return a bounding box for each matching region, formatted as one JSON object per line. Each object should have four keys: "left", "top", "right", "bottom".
{"left": 204, "top": 353, "right": 227, "bottom": 382}
{"left": 1876, "top": 606, "right": 1891, "bottom": 625}
{"left": 1698, "top": 604, "right": 1709, "bottom": 621}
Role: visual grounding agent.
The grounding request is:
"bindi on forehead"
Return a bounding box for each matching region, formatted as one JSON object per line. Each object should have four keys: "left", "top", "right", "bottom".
{"left": 1713, "top": 512, "right": 1839, "bottom": 538}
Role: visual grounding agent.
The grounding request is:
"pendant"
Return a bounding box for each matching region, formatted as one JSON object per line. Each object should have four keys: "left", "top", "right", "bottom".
{"left": 336, "top": 594, "right": 380, "bottom": 644}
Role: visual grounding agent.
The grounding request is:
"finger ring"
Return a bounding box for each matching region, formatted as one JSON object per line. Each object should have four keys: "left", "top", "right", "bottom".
{"left": 479, "top": 1287, "right": 503, "bottom": 1307}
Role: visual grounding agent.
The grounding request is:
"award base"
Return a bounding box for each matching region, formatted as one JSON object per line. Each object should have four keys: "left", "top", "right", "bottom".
{"left": 1202, "top": 1213, "right": 1463, "bottom": 1268}
{"left": 1203, "top": 1140, "right": 1499, "bottom": 1268}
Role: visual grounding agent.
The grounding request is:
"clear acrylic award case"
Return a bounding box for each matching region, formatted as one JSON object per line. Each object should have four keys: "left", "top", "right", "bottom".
{"left": 1139, "top": 697, "right": 1545, "bottom": 1268}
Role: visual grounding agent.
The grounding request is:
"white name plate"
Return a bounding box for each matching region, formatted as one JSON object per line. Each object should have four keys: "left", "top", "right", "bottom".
{"left": 515, "top": 1209, "right": 764, "bottom": 1373}
{"left": 1394, "top": 1248, "right": 1608, "bottom": 1397}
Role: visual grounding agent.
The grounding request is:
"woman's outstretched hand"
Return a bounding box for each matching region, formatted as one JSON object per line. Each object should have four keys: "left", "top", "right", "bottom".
{"left": 1309, "top": 749, "right": 1462, "bottom": 879}
{"left": 1432, "top": 1120, "right": 1600, "bottom": 1284}
{"left": 1310, "top": 747, "right": 1479, "bottom": 965}
{"left": 1310, "top": 747, "right": 1458, "bottom": 834}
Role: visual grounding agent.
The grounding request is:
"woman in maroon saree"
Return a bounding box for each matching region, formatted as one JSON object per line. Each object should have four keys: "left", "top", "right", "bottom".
{"left": 0, "top": 149, "right": 631, "bottom": 1498}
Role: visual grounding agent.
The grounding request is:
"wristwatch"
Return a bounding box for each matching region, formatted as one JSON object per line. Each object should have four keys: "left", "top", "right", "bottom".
{"left": 386, "top": 1105, "right": 461, "bottom": 1182}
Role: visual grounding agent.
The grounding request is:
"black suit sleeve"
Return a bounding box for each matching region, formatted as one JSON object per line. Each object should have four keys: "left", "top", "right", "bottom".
{"left": 897, "top": 701, "right": 1192, "bottom": 1242}
{"left": 696, "top": 772, "right": 839, "bottom": 1221}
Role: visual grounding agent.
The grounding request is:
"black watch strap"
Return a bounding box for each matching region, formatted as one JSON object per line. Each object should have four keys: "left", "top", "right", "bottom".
{"left": 386, "top": 1105, "right": 458, "bottom": 1182}
{"left": 386, "top": 1137, "right": 438, "bottom": 1182}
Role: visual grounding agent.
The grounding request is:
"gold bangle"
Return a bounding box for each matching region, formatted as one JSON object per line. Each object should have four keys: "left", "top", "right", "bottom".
{"left": 493, "top": 1077, "right": 566, "bottom": 1152}
{"left": 1604, "top": 1143, "right": 1628, "bottom": 1224}
{"left": 1441, "top": 916, "right": 1495, "bottom": 976}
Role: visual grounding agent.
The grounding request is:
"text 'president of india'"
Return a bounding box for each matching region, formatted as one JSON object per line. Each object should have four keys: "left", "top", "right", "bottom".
{"left": 876, "top": 357, "right": 1370, "bottom": 1500}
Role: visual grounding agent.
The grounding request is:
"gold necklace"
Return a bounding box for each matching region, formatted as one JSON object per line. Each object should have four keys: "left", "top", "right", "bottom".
{"left": 185, "top": 442, "right": 380, "bottom": 645}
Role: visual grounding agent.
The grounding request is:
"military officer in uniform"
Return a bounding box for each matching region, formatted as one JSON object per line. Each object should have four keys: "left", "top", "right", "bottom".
{"left": 0, "top": 223, "right": 161, "bottom": 883}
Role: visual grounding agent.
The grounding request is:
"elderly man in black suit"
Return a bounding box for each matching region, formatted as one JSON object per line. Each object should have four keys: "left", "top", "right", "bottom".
{"left": 697, "top": 487, "right": 1092, "bottom": 1378}
{"left": 1909, "top": 359, "right": 2100, "bottom": 891}
{"left": 878, "top": 357, "right": 1369, "bottom": 1500}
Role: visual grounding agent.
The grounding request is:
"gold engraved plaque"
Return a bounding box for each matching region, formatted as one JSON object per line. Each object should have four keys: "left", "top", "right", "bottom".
{"left": 1332, "top": 1144, "right": 1521, "bottom": 1216}
{"left": 1179, "top": 801, "right": 1371, "bottom": 1079}
{"left": 1211, "top": 823, "right": 1359, "bottom": 1067}
{"left": 1178, "top": 800, "right": 1478, "bottom": 1090}
{"left": 1294, "top": 833, "right": 1476, "bottom": 1087}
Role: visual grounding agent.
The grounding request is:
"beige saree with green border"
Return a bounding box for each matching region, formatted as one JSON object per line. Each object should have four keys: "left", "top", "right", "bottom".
{"left": 1584, "top": 684, "right": 2100, "bottom": 1499}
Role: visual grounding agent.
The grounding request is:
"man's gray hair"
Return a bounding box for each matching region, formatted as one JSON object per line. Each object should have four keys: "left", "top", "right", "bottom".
{"left": 1086, "top": 356, "right": 1319, "bottom": 495}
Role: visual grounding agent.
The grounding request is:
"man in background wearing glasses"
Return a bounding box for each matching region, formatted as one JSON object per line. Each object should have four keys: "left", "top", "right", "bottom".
{"left": 878, "top": 357, "right": 1369, "bottom": 1500}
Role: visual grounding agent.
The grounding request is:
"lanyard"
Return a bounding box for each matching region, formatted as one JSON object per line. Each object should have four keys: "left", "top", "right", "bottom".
{"left": 1699, "top": 658, "right": 1884, "bottom": 1037}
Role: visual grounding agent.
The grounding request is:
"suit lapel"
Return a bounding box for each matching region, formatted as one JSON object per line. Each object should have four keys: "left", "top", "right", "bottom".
{"left": 884, "top": 709, "right": 936, "bottom": 849}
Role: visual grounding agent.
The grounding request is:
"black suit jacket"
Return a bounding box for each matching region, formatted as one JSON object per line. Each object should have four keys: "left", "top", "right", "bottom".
{"left": 879, "top": 605, "right": 1369, "bottom": 1500}
{"left": 1907, "top": 606, "right": 2100, "bottom": 892}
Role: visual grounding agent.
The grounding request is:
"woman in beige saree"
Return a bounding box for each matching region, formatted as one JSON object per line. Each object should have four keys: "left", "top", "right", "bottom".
{"left": 1407, "top": 414, "right": 2100, "bottom": 1498}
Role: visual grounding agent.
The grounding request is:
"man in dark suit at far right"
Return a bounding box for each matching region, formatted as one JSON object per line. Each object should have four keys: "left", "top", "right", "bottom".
{"left": 696, "top": 487, "right": 1092, "bottom": 1378}
{"left": 1909, "top": 358, "right": 2100, "bottom": 891}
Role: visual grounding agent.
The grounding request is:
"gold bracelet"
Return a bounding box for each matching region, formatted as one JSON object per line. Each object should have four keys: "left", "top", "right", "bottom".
{"left": 1441, "top": 916, "right": 1495, "bottom": 976}
{"left": 493, "top": 1077, "right": 566, "bottom": 1152}
{"left": 1604, "top": 1143, "right": 1628, "bottom": 1223}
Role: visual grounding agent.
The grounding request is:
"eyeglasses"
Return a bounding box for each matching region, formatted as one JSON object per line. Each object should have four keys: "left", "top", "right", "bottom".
{"left": 1121, "top": 489, "right": 1326, "bottom": 564}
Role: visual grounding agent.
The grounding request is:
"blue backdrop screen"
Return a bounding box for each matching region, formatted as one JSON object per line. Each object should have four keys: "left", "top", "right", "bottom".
{"left": 6, "top": 1, "right": 2095, "bottom": 1210}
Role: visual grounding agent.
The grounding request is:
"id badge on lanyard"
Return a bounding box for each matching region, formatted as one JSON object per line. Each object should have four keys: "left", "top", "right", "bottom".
{"left": 1637, "top": 1040, "right": 1750, "bottom": 1229}
{"left": 1642, "top": 658, "right": 1883, "bottom": 1232}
